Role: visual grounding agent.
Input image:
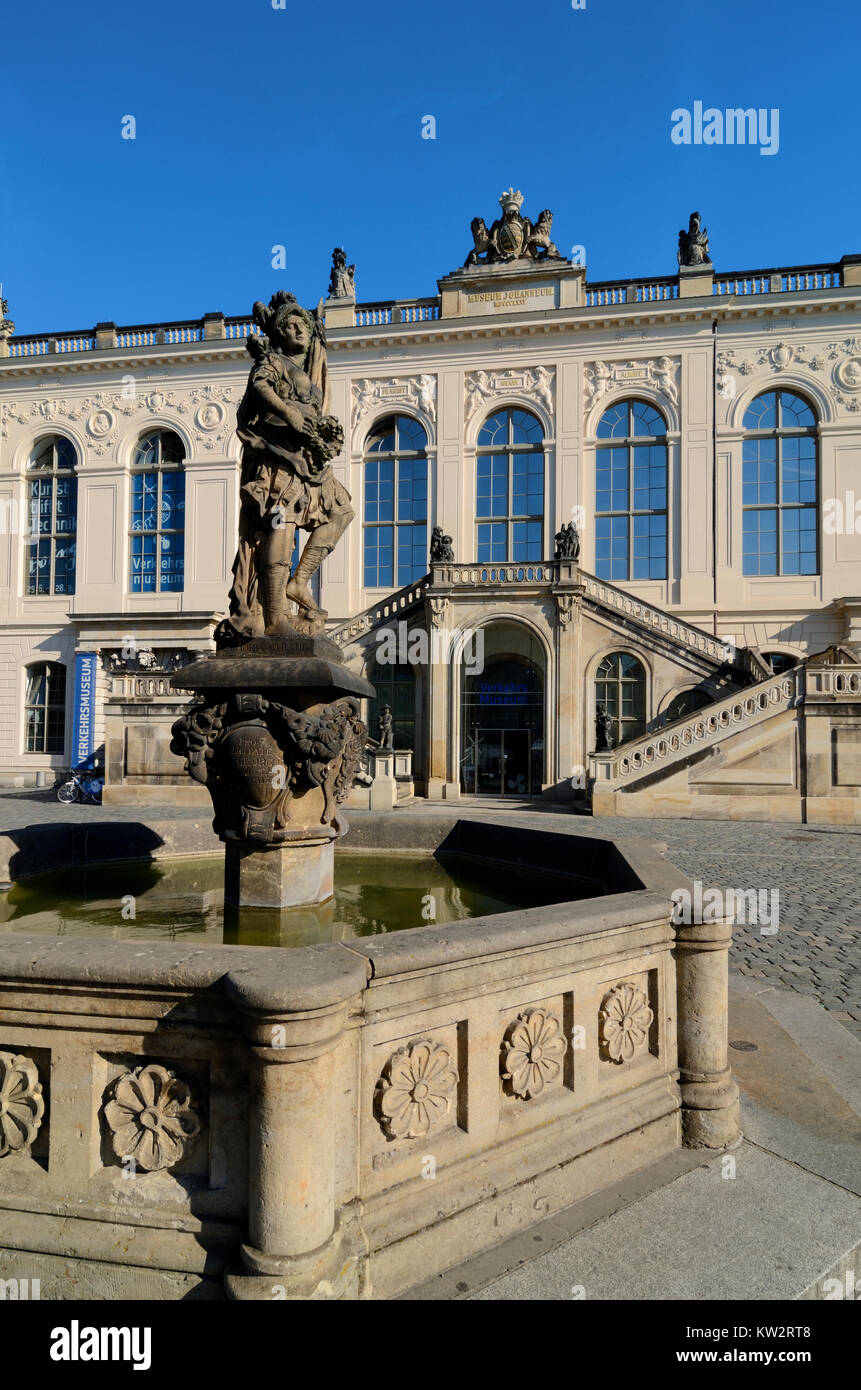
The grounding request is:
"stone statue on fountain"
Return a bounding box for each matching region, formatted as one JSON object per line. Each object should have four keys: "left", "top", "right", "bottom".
{"left": 170, "top": 287, "right": 375, "bottom": 911}
{"left": 226, "top": 291, "right": 353, "bottom": 640}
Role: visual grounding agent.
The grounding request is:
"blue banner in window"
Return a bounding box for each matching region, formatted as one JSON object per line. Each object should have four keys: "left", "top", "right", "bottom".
{"left": 72, "top": 652, "right": 98, "bottom": 770}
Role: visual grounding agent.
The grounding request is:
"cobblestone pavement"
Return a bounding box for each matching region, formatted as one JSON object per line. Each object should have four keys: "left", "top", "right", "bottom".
{"left": 0, "top": 787, "right": 207, "bottom": 827}
{"left": 2, "top": 789, "right": 859, "bottom": 1040}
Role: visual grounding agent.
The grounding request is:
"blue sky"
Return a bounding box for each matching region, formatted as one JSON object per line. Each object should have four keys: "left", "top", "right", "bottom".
{"left": 1, "top": 0, "right": 856, "bottom": 334}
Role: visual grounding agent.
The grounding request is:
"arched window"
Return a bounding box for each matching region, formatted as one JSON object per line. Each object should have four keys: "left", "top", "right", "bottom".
{"left": 663, "top": 687, "right": 712, "bottom": 725}
{"left": 25, "top": 436, "right": 77, "bottom": 595}
{"left": 742, "top": 390, "right": 818, "bottom": 576}
{"left": 363, "top": 416, "right": 428, "bottom": 588}
{"left": 367, "top": 658, "right": 416, "bottom": 750}
{"left": 24, "top": 661, "right": 66, "bottom": 753}
{"left": 130, "top": 430, "right": 185, "bottom": 593}
{"left": 595, "top": 400, "right": 667, "bottom": 582}
{"left": 476, "top": 409, "right": 544, "bottom": 563}
{"left": 595, "top": 652, "right": 646, "bottom": 745}
{"left": 762, "top": 651, "right": 799, "bottom": 675}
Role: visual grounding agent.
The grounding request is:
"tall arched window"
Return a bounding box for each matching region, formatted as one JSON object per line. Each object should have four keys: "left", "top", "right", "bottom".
{"left": 367, "top": 658, "right": 417, "bottom": 750}
{"left": 25, "top": 436, "right": 77, "bottom": 595}
{"left": 363, "top": 416, "right": 428, "bottom": 588}
{"left": 24, "top": 661, "right": 66, "bottom": 753}
{"left": 130, "top": 430, "right": 185, "bottom": 593}
{"left": 595, "top": 652, "right": 646, "bottom": 745}
{"left": 595, "top": 400, "right": 667, "bottom": 581}
{"left": 742, "top": 390, "right": 818, "bottom": 575}
{"left": 476, "top": 409, "right": 544, "bottom": 563}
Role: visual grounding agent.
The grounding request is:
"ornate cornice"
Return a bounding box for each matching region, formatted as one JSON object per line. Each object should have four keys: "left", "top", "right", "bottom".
{"left": 0, "top": 382, "right": 239, "bottom": 445}
{"left": 717, "top": 336, "right": 861, "bottom": 413}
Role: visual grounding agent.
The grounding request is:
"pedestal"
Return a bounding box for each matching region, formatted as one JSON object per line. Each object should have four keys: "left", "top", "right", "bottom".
{"left": 170, "top": 632, "right": 375, "bottom": 909}
{"left": 368, "top": 747, "right": 397, "bottom": 811}
{"left": 225, "top": 836, "right": 335, "bottom": 909}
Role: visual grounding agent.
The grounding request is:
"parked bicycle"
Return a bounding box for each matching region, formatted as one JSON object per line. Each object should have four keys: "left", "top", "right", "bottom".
{"left": 56, "top": 769, "right": 104, "bottom": 805}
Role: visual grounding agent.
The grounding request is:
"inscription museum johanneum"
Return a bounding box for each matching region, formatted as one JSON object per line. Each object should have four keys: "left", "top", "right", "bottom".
{"left": 2, "top": 189, "right": 861, "bottom": 821}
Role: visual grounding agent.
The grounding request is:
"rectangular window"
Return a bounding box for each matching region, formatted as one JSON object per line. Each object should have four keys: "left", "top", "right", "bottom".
{"left": 25, "top": 474, "right": 78, "bottom": 596}
{"left": 363, "top": 453, "right": 427, "bottom": 588}
{"left": 595, "top": 440, "right": 667, "bottom": 583}
{"left": 130, "top": 470, "right": 184, "bottom": 593}
{"left": 476, "top": 451, "right": 543, "bottom": 562}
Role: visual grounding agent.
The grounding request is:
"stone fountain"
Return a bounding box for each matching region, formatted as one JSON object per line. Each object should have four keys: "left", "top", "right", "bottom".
{"left": 169, "top": 289, "right": 374, "bottom": 909}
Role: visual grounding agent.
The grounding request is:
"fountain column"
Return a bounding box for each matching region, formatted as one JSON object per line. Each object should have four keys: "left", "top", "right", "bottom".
{"left": 674, "top": 912, "right": 741, "bottom": 1149}
{"left": 225, "top": 951, "right": 369, "bottom": 1299}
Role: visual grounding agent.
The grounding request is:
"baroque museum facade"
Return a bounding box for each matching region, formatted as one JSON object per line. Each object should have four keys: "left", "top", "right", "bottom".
{"left": 2, "top": 192, "right": 861, "bottom": 821}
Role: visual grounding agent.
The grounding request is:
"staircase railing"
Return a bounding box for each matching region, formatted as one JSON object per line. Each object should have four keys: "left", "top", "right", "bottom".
{"left": 329, "top": 575, "right": 431, "bottom": 647}
{"left": 580, "top": 573, "right": 730, "bottom": 664}
{"left": 591, "top": 667, "right": 802, "bottom": 790}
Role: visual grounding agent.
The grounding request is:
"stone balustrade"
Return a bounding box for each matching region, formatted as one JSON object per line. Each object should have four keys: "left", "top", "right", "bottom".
{"left": 581, "top": 574, "right": 729, "bottom": 663}
{"left": 585, "top": 280, "right": 679, "bottom": 307}
{"left": 2, "top": 257, "right": 850, "bottom": 361}
{"left": 329, "top": 576, "right": 431, "bottom": 646}
{"left": 442, "top": 561, "right": 556, "bottom": 586}
{"left": 806, "top": 664, "right": 861, "bottom": 699}
{"left": 592, "top": 668, "right": 801, "bottom": 789}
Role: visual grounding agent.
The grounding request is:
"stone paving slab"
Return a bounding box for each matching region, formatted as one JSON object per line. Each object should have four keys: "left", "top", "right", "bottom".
{"left": 467, "top": 1144, "right": 861, "bottom": 1301}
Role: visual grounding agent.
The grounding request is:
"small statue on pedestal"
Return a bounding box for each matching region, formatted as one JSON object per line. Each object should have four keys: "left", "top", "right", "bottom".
{"left": 0, "top": 292, "right": 14, "bottom": 348}
{"left": 554, "top": 521, "right": 580, "bottom": 561}
{"left": 328, "top": 248, "right": 356, "bottom": 299}
{"left": 677, "top": 212, "right": 711, "bottom": 268}
{"left": 595, "top": 704, "right": 616, "bottom": 752}
{"left": 378, "top": 705, "right": 394, "bottom": 750}
{"left": 430, "top": 526, "right": 455, "bottom": 563}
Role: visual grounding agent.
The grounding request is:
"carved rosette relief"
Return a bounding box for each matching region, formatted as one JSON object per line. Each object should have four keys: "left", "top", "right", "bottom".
{"left": 584, "top": 358, "right": 679, "bottom": 411}
{"left": 352, "top": 375, "right": 437, "bottom": 429}
{"left": 501, "top": 1008, "right": 567, "bottom": 1098}
{"left": 103, "top": 1063, "right": 201, "bottom": 1172}
{"left": 599, "top": 983, "right": 654, "bottom": 1064}
{"left": 0, "top": 1052, "right": 45, "bottom": 1158}
{"left": 464, "top": 366, "right": 555, "bottom": 422}
{"left": 377, "top": 1039, "right": 458, "bottom": 1139}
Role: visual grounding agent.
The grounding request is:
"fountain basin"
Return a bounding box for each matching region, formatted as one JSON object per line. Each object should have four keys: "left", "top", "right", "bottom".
{"left": 0, "top": 815, "right": 739, "bottom": 1300}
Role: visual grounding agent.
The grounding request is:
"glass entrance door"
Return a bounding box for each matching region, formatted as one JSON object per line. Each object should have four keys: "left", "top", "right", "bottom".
{"left": 465, "top": 728, "right": 531, "bottom": 796}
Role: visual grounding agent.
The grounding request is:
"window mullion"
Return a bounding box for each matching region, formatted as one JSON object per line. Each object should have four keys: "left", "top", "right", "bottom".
{"left": 157, "top": 468, "right": 164, "bottom": 593}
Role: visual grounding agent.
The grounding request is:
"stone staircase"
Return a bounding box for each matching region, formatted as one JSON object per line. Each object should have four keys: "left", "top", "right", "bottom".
{"left": 329, "top": 576, "right": 431, "bottom": 648}
{"left": 591, "top": 665, "right": 802, "bottom": 796}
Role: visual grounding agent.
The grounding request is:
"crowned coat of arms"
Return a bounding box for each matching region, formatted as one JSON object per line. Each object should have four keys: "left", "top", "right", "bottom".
{"left": 464, "top": 189, "right": 562, "bottom": 266}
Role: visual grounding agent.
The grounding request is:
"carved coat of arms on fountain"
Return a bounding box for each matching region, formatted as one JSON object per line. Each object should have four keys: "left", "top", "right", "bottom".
{"left": 170, "top": 289, "right": 374, "bottom": 907}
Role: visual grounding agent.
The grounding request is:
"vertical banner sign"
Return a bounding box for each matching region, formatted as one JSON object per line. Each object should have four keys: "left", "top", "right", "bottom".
{"left": 72, "top": 652, "right": 98, "bottom": 771}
